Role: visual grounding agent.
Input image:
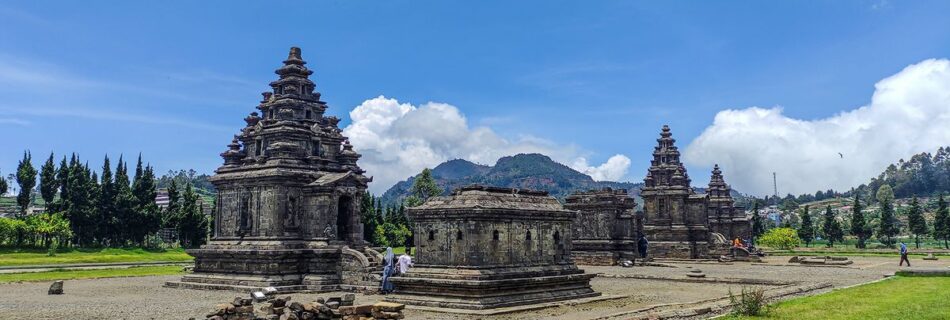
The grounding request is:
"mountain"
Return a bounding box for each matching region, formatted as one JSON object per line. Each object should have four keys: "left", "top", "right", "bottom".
{"left": 379, "top": 153, "right": 643, "bottom": 205}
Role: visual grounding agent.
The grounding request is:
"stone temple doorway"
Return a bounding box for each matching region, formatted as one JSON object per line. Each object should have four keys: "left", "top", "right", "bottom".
{"left": 337, "top": 195, "right": 352, "bottom": 241}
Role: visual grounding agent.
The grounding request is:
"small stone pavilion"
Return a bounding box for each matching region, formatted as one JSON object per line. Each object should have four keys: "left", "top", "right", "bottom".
{"left": 166, "top": 47, "right": 381, "bottom": 292}
{"left": 563, "top": 188, "right": 640, "bottom": 265}
{"left": 387, "top": 185, "right": 599, "bottom": 309}
{"left": 640, "top": 125, "right": 750, "bottom": 259}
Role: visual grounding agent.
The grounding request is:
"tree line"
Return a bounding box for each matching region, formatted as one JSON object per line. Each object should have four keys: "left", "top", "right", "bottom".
{"left": 791, "top": 184, "right": 950, "bottom": 250}
{"left": 360, "top": 168, "right": 442, "bottom": 249}
{"left": 0, "top": 151, "right": 208, "bottom": 249}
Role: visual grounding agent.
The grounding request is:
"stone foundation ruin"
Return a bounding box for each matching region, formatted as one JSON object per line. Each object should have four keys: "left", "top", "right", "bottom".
{"left": 563, "top": 188, "right": 641, "bottom": 265}
{"left": 386, "top": 185, "right": 600, "bottom": 309}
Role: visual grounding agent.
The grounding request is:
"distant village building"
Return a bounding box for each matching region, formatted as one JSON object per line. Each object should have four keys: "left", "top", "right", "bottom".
{"left": 389, "top": 185, "right": 599, "bottom": 309}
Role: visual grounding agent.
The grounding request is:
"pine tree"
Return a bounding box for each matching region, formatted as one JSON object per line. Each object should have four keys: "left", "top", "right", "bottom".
{"left": 163, "top": 180, "right": 181, "bottom": 229}
{"left": 15, "top": 151, "right": 38, "bottom": 216}
{"left": 850, "top": 193, "right": 870, "bottom": 249}
{"left": 932, "top": 194, "right": 949, "bottom": 249}
{"left": 0, "top": 169, "right": 8, "bottom": 196}
{"left": 39, "top": 152, "right": 58, "bottom": 206}
{"left": 823, "top": 205, "right": 843, "bottom": 247}
{"left": 129, "top": 155, "right": 160, "bottom": 244}
{"left": 359, "top": 192, "right": 379, "bottom": 245}
{"left": 52, "top": 156, "right": 70, "bottom": 213}
{"left": 751, "top": 202, "right": 765, "bottom": 244}
{"left": 113, "top": 156, "right": 135, "bottom": 245}
{"left": 405, "top": 168, "right": 443, "bottom": 207}
{"left": 798, "top": 206, "right": 815, "bottom": 247}
{"left": 907, "top": 197, "right": 928, "bottom": 249}
{"left": 98, "top": 155, "right": 117, "bottom": 245}
{"left": 877, "top": 185, "right": 899, "bottom": 248}
{"left": 177, "top": 183, "right": 208, "bottom": 248}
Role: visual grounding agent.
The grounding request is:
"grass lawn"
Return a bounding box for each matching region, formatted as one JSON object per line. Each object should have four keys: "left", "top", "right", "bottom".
{"left": 0, "top": 265, "right": 185, "bottom": 283}
{"left": 724, "top": 276, "right": 950, "bottom": 319}
{"left": 0, "top": 247, "right": 193, "bottom": 267}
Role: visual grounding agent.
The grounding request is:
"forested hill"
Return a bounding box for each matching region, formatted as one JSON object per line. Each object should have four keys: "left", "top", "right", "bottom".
{"left": 857, "top": 146, "right": 950, "bottom": 198}
{"left": 379, "top": 153, "right": 643, "bottom": 205}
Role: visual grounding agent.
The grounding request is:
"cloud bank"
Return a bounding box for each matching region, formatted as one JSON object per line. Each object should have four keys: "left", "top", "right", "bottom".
{"left": 684, "top": 59, "right": 950, "bottom": 196}
{"left": 343, "top": 96, "right": 631, "bottom": 193}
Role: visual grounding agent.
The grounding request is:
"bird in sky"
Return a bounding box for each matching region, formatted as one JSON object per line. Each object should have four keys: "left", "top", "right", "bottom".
{"left": 838, "top": 152, "right": 844, "bottom": 158}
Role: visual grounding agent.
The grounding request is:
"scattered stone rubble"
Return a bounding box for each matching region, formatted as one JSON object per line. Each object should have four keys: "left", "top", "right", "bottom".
{"left": 203, "top": 293, "right": 404, "bottom": 320}
{"left": 788, "top": 256, "right": 853, "bottom": 265}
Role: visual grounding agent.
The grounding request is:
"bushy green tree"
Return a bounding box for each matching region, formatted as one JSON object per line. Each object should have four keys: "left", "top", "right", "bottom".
{"left": 797, "top": 206, "right": 815, "bottom": 247}
{"left": 907, "top": 197, "right": 928, "bottom": 249}
{"left": 404, "top": 168, "right": 442, "bottom": 207}
{"left": 850, "top": 193, "right": 871, "bottom": 249}
{"left": 823, "top": 205, "right": 844, "bottom": 247}
{"left": 934, "top": 195, "right": 950, "bottom": 249}
{"left": 39, "top": 153, "right": 58, "bottom": 206}
{"left": 15, "top": 151, "right": 37, "bottom": 216}
{"left": 876, "top": 185, "right": 899, "bottom": 247}
{"left": 758, "top": 228, "right": 801, "bottom": 250}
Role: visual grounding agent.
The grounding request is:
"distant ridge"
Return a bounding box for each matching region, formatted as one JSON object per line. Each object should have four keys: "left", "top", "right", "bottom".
{"left": 379, "top": 153, "right": 643, "bottom": 205}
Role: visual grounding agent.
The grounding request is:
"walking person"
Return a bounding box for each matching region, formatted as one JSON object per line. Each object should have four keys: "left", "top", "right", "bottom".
{"left": 899, "top": 242, "right": 911, "bottom": 267}
{"left": 380, "top": 247, "right": 396, "bottom": 294}
{"left": 637, "top": 233, "right": 649, "bottom": 264}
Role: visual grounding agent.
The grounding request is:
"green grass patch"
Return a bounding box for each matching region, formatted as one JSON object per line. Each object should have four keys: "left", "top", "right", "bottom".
{"left": 0, "top": 247, "right": 193, "bottom": 267}
{"left": 0, "top": 265, "right": 185, "bottom": 283}
{"left": 724, "top": 276, "right": 950, "bottom": 319}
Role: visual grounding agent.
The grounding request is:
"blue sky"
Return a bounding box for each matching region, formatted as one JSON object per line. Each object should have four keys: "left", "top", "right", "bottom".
{"left": 2, "top": 1, "right": 950, "bottom": 195}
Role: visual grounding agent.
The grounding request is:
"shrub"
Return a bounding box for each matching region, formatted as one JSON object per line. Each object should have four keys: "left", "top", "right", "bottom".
{"left": 759, "top": 227, "right": 801, "bottom": 250}
{"left": 729, "top": 286, "right": 771, "bottom": 316}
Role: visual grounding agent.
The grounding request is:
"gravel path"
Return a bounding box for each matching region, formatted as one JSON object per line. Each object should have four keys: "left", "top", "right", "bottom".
{"left": 0, "top": 256, "right": 944, "bottom": 320}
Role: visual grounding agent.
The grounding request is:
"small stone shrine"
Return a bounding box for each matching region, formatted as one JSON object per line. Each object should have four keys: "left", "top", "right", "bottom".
{"left": 166, "top": 47, "right": 380, "bottom": 293}
{"left": 387, "top": 185, "right": 600, "bottom": 309}
{"left": 640, "top": 125, "right": 750, "bottom": 259}
{"left": 563, "top": 188, "right": 640, "bottom": 265}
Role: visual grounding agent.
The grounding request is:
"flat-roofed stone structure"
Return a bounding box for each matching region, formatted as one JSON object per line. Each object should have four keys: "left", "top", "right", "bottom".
{"left": 386, "top": 185, "right": 600, "bottom": 309}
{"left": 564, "top": 188, "right": 640, "bottom": 265}
{"left": 165, "top": 47, "right": 381, "bottom": 293}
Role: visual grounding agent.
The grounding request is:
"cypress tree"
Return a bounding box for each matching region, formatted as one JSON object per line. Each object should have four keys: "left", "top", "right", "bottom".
{"left": 932, "top": 195, "right": 949, "bottom": 249}
{"left": 877, "top": 185, "right": 899, "bottom": 248}
{"left": 798, "top": 206, "right": 815, "bottom": 247}
{"left": 163, "top": 180, "right": 181, "bottom": 229}
{"left": 907, "top": 197, "right": 928, "bottom": 249}
{"left": 178, "top": 183, "right": 207, "bottom": 248}
{"left": 39, "top": 152, "right": 58, "bottom": 207}
{"left": 113, "top": 156, "right": 135, "bottom": 245}
{"left": 751, "top": 202, "right": 765, "bottom": 244}
{"left": 53, "top": 156, "right": 70, "bottom": 212}
{"left": 823, "top": 205, "right": 843, "bottom": 247}
{"left": 15, "top": 151, "right": 37, "bottom": 216}
{"left": 850, "top": 193, "right": 870, "bottom": 249}
{"left": 0, "top": 169, "right": 7, "bottom": 196}
{"left": 98, "top": 156, "right": 117, "bottom": 245}
{"left": 359, "top": 192, "right": 378, "bottom": 245}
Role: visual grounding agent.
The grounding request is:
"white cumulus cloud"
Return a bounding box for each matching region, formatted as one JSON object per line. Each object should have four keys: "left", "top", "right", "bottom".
{"left": 684, "top": 59, "right": 950, "bottom": 196}
{"left": 572, "top": 154, "right": 632, "bottom": 182}
{"left": 343, "top": 96, "right": 631, "bottom": 193}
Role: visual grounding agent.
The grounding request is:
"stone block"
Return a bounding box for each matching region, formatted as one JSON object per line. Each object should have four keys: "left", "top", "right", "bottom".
{"left": 48, "top": 280, "right": 64, "bottom": 295}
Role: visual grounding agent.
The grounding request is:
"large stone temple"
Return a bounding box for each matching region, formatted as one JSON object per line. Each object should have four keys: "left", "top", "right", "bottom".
{"left": 387, "top": 185, "right": 599, "bottom": 309}
{"left": 639, "top": 125, "right": 749, "bottom": 259}
{"left": 563, "top": 188, "right": 640, "bottom": 265}
{"left": 166, "top": 47, "right": 381, "bottom": 292}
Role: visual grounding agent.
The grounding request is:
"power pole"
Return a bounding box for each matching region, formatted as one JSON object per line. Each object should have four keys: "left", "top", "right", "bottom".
{"left": 772, "top": 172, "right": 778, "bottom": 204}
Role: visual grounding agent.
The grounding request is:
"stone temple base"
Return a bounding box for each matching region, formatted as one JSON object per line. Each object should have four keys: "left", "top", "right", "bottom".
{"left": 386, "top": 266, "right": 599, "bottom": 310}
{"left": 648, "top": 241, "right": 710, "bottom": 259}
{"left": 164, "top": 243, "right": 382, "bottom": 293}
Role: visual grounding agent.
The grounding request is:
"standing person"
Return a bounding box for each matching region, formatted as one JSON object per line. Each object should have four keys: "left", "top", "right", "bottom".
{"left": 380, "top": 247, "right": 396, "bottom": 294}
{"left": 637, "top": 233, "right": 649, "bottom": 263}
{"left": 899, "top": 242, "right": 911, "bottom": 267}
{"left": 397, "top": 253, "right": 413, "bottom": 275}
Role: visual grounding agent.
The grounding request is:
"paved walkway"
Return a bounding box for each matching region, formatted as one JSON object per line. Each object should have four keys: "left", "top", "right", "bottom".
{"left": 0, "top": 261, "right": 192, "bottom": 274}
